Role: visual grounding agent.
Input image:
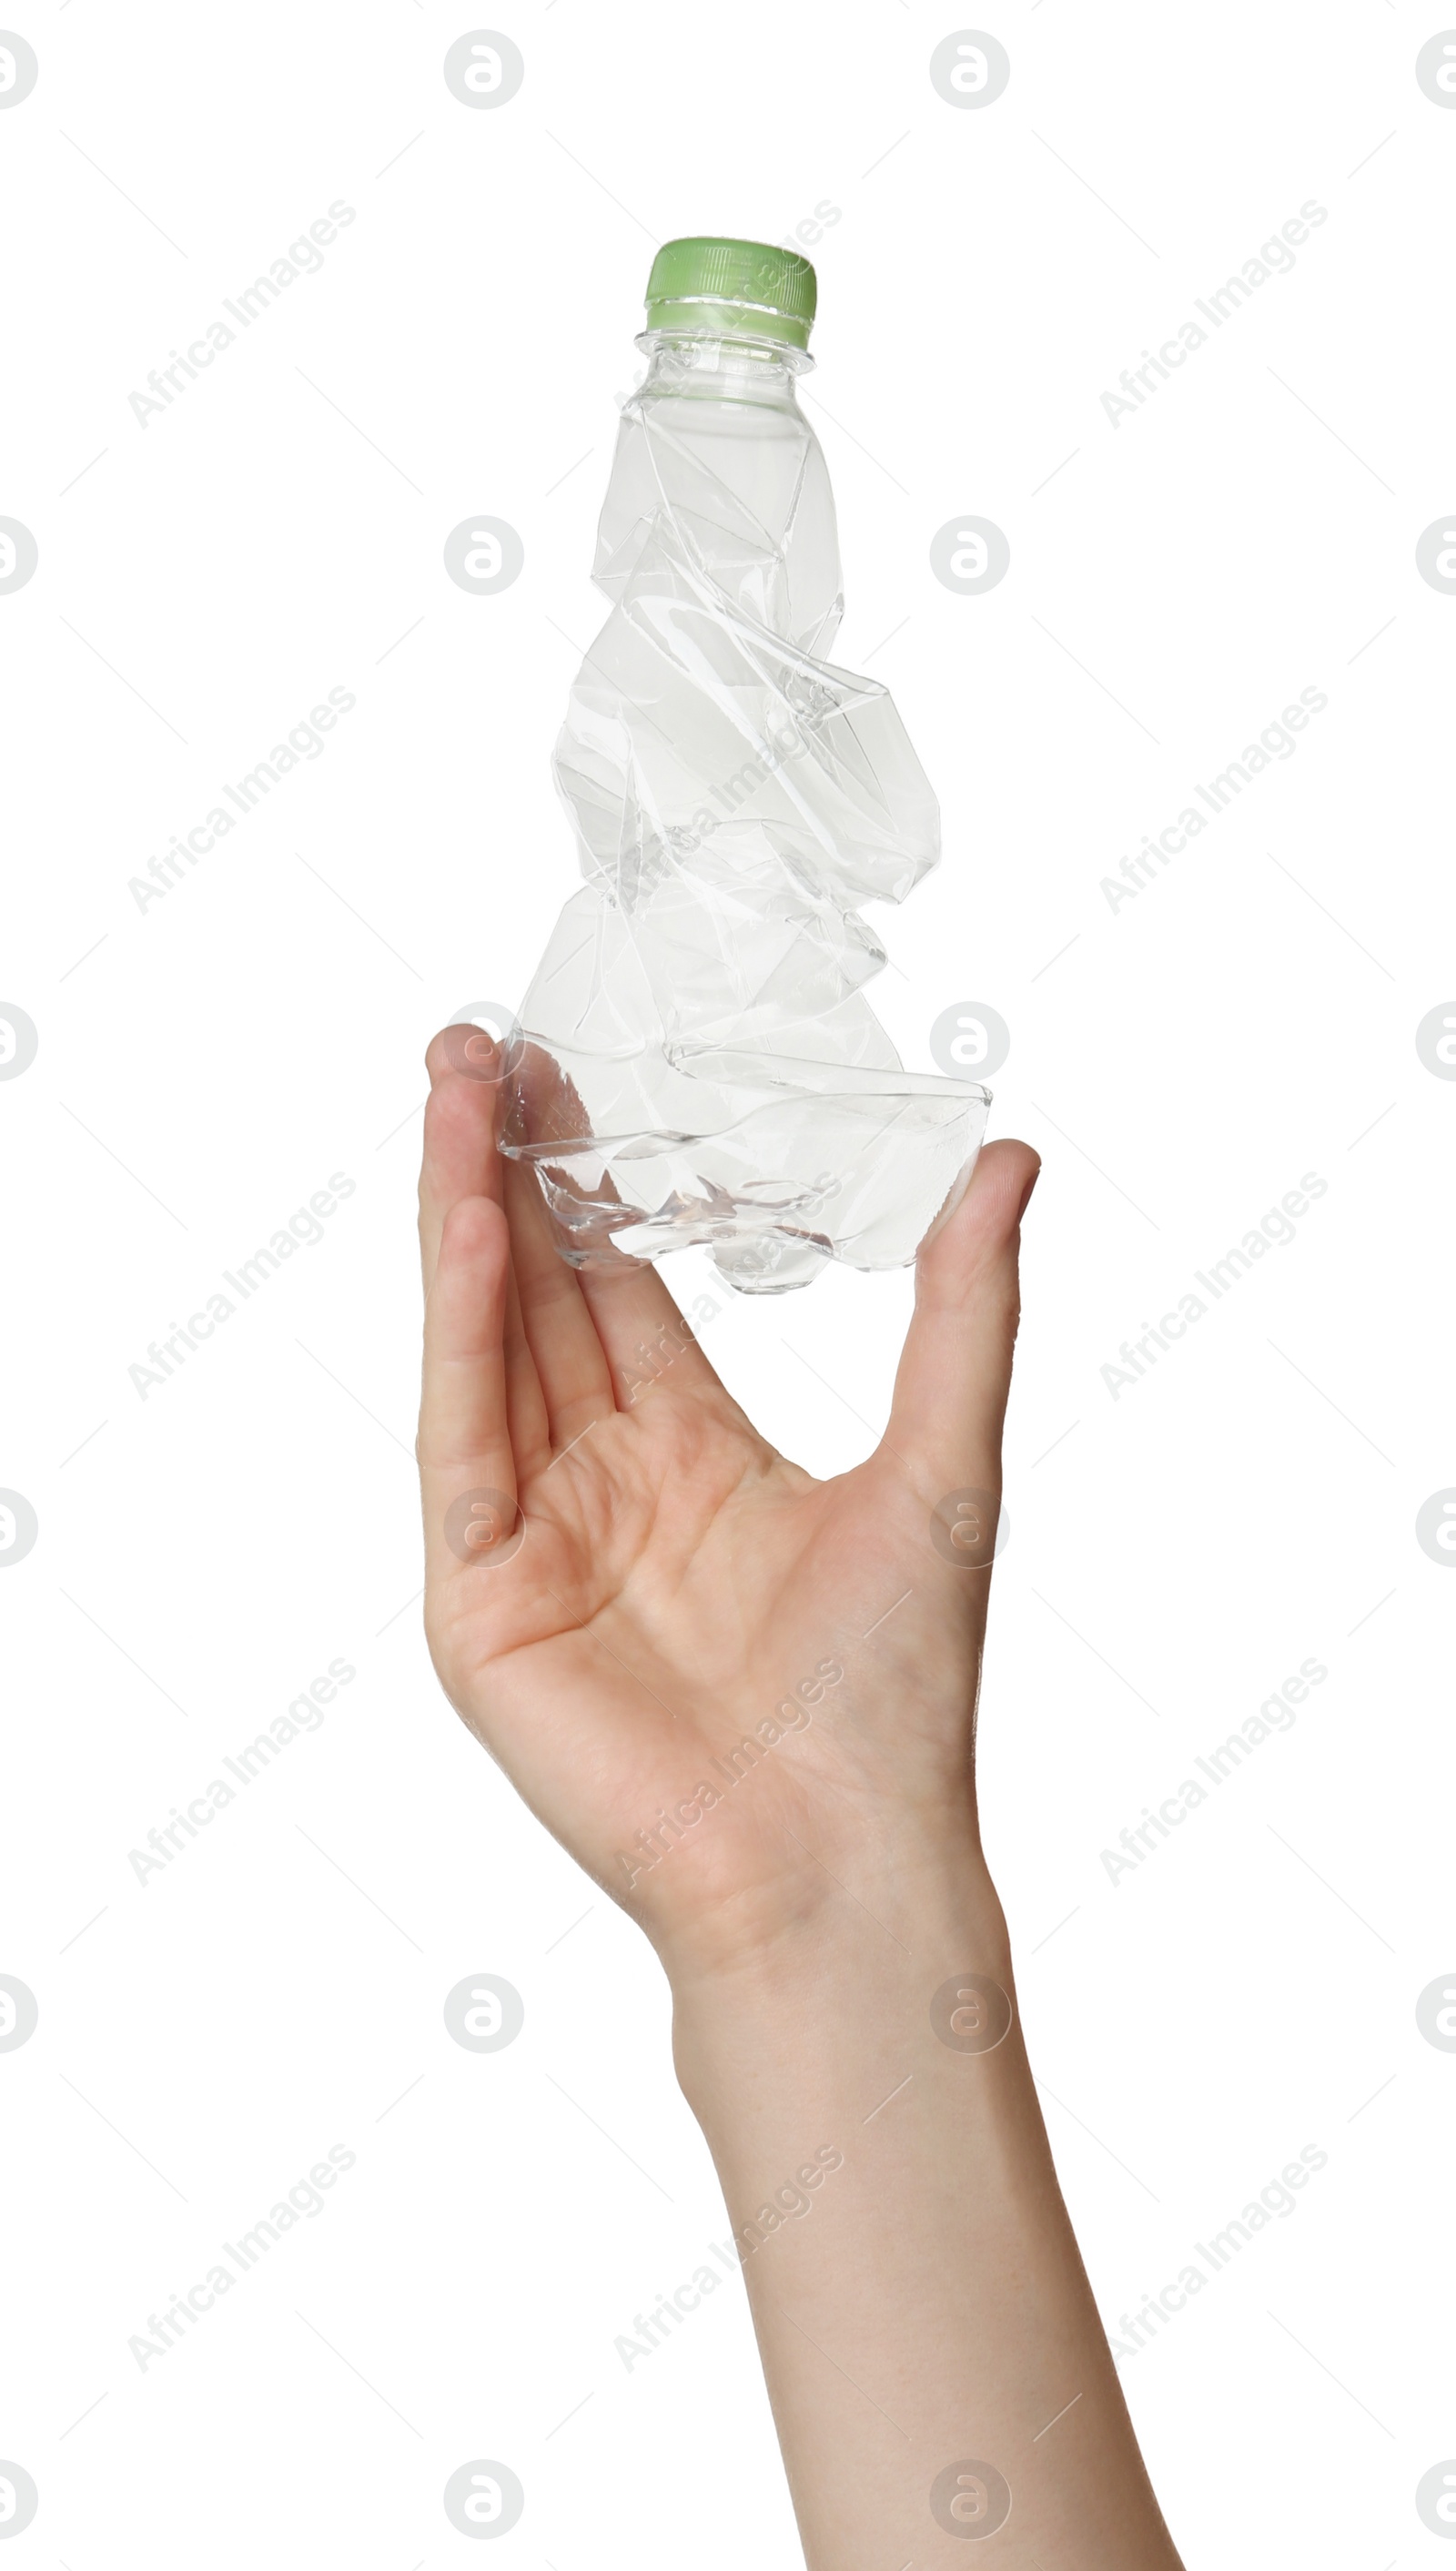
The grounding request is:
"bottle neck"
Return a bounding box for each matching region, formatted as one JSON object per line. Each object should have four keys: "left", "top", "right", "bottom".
{"left": 636, "top": 330, "right": 809, "bottom": 410}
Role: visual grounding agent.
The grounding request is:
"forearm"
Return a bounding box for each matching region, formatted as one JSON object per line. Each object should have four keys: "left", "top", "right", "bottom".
{"left": 415, "top": 1072, "right": 1167, "bottom": 2552}
{"left": 670, "top": 1836, "right": 1183, "bottom": 2569}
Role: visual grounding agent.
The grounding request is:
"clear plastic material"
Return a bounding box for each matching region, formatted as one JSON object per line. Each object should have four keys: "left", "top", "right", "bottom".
{"left": 503, "top": 330, "right": 988, "bottom": 1293}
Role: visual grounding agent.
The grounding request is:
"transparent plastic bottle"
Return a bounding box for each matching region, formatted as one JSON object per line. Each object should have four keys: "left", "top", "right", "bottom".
{"left": 504, "top": 236, "right": 988, "bottom": 1293}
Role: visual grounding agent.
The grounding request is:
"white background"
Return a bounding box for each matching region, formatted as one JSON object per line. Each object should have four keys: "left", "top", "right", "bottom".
{"left": 3, "top": 2, "right": 1454, "bottom": 2563}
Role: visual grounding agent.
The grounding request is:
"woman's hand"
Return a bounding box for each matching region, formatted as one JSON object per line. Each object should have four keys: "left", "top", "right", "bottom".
{"left": 416, "top": 1027, "right": 1185, "bottom": 2569}
{"left": 416, "top": 1026, "right": 1037, "bottom": 1988}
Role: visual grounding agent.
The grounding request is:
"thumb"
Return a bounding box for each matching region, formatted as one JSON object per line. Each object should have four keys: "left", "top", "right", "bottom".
{"left": 882, "top": 1139, "right": 1040, "bottom": 1501}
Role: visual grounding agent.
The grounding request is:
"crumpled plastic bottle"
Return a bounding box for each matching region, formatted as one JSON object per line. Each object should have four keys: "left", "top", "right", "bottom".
{"left": 504, "top": 235, "right": 988, "bottom": 1293}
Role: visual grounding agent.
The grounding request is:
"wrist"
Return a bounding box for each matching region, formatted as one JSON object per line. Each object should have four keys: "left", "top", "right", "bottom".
{"left": 665, "top": 1827, "right": 1012, "bottom": 2115}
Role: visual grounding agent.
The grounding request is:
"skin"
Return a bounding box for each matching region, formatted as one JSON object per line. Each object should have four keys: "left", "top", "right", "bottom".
{"left": 417, "top": 1026, "right": 1186, "bottom": 2569}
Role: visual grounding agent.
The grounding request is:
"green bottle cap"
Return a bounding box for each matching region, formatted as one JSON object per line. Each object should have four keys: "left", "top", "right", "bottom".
{"left": 643, "top": 236, "right": 817, "bottom": 350}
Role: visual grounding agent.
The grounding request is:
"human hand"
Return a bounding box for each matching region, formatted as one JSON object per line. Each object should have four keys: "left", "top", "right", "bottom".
{"left": 417, "top": 1033, "right": 1188, "bottom": 2569}
{"left": 416, "top": 1027, "right": 1038, "bottom": 1990}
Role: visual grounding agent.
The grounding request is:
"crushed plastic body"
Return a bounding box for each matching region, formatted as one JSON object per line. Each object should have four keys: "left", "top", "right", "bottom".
{"left": 503, "top": 330, "right": 989, "bottom": 1293}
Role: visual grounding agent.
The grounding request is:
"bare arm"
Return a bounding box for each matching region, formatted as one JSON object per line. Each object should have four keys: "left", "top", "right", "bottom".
{"left": 672, "top": 1868, "right": 1176, "bottom": 2563}
{"left": 417, "top": 1027, "right": 1183, "bottom": 2567}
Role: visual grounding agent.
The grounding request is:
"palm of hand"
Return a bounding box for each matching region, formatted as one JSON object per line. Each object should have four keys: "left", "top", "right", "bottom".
{"left": 417, "top": 1034, "right": 1033, "bottom": 1976}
